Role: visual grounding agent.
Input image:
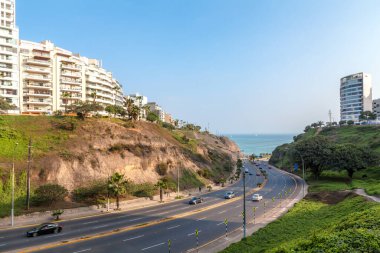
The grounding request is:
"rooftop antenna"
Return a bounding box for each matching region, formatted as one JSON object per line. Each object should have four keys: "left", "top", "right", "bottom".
{"left": 329, "top": 110, "right": 332, "bottom": 124}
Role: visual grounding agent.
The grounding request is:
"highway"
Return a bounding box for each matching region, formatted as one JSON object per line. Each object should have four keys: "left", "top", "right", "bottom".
{"left": 0, "top": 160, "right": 303, "bottom": 253}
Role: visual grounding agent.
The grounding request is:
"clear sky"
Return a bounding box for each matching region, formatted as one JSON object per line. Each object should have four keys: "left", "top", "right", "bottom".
{"left": 17, "top": 0, "right": 380, "bottom": 134}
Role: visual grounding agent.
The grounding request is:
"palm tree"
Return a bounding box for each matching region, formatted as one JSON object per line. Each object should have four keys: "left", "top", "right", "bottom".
{"left": 62, "top": 92, "right": 71, "bottom": 114}
{"left": 90, "top": 91, "right": 97, "bottom": 104}
{"left": 108, "top": 173, "right": 128, "bottom": 210}
{"left": 155, "top": 180, "right": 167, "bottom": 202}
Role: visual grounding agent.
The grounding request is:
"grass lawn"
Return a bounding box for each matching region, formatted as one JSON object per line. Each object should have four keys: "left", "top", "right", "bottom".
{"left": 306, "top": 167, "right": 380, "bottom": 196}
{"left": 221, "top": 196, "right": 380, "bottom": 253}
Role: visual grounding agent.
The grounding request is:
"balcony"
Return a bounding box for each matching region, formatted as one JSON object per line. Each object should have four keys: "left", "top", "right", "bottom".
{"left": 60, "top": 78, "right": 82, "bottom": 86}
{"left": 24, "top": 66, "right": 51, "bottom": 74}
{"left": 61, "top": 64, "right": 81, "bottom": 71}
{"left": 24, "top": 83, "right": 52, "bottom": 90}
{"left": 33, "top": 52, "right": 51, "bottom": 60}
{"left": 23, "top": 92, "right": 52, "bottom": 98}
{"left": 0, "top": 47, "right": 15, "bottom": 55}
{"left": 60, "top": 58, "right": 76, "bottom": 64}
{"left": 60, "top": 86, "right": 82, "bottom": 93}
{"left": 24, "top": 75, "right": 51, "bottom": 82}
{"left": 61, "top": 71, "right": 81, "bottom": 78}
{"left": 24, "top": 99, "right": 52, "bottom": 105}
{"left": 24, "top": 59, "right": 51, "bottom": 67}
{"left": 23, "top": 107, "right": 52, "bottom": 114}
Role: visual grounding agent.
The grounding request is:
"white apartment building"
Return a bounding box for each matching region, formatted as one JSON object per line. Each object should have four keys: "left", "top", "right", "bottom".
{"left": 0, "top": 0, "right": 19, "bottom": 113}
{"left": 19, "top": 40, "right": 124, "bottom": 114}
{"left": 147, "top": 102, "right": 165, "bottom": 122}
{"left": 340, "top": 72, "right": 372, "bottom": 122}
{"left": 373, "top": 98, "right": 380, "bottom": 119}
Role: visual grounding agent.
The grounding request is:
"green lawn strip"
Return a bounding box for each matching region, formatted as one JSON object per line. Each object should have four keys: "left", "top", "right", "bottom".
{"left": 221, "top": 196, "right": 380, "bottom": 253}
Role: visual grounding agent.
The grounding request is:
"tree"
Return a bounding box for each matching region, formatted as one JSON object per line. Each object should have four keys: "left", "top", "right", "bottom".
{"left": 52, "top": 210, "right": 64, "bottom": 220}
{"left": 155, "top": 180, "right": 167, "bottom": 202}
{"left": 237, "top": 159, "right": 243, "bottom": 170}
{"left": 33, "top": 184, "right": 68, "bottom": 206}
{"left": 248, "top": 154, "right": 256, "bottom": 161}
{"left": 359, "top": 111, "right": 377, "bottom": 121}
{"left": 330, "top": 144, "right": 378, "bottom": 179}
{"left": 90, "top": 91, "right": 97, "bottom": 103}
{"left": 347, "top": 120, "right": 354, "bottom": 125}
{"left": 108, "top": 173, "right": 129, "bottom": 210}
{"left": 339, "top": 120, "right": 347, "bottom": 126}
{"left": 68, "top": 102, "right": 104, "bottom": 120}
{"left": 147, "top": 112, "right": 159, "bottom": 122}
{"left": 304, "top": 125, "right": 311, "bottom": 132}
{"left": 293, "top": 136, "right": 333, "bottom": 179}
{"left": 61, "top": 92, "right": 71, "bottom": 113}
{"left": 0, "top": 97, "right": 17, "bottom": 112}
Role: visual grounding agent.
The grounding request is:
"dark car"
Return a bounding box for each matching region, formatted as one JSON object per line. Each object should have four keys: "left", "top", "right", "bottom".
{"left": 189, "top": 196, "right": 203, "bottom": 205}
{"left": 26, "top": 223, "right": 62, "bottom": 237}
{"left": 249, "top": 173, "right": 253, "bottom": 176}
{"left": 256, "top": 173, "right": 260, "bottom": 176}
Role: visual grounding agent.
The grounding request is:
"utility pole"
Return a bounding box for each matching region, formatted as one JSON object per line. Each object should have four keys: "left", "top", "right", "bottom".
{"left": 177, "top": 167, "right": 180, "bottom": 198}
{"left": 26, "top": 138, "right": 32, "bottom": 210}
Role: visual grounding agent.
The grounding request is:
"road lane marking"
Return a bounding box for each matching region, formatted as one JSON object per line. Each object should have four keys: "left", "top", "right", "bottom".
{"left": 93, "top": 225, "right": 109, "bottom": 229}
{"left": 167, "top": 225, "right": 181, "bottom": 230}
{"left": 187, "top": 230, "right": 202, "bottom": 236}
{"left": 82, "top": 221, "right": 98, "bottom": 225}
{"left": 46, "top": 234, "right": 64, "bottom": 238}
{"left": 218, "top": 210, "right": 226, "bottom": 214}
{"left": 141, "top": 242, "right": 165, "bottom": 251}
{"left": 128, "top": 217, "right": 144, "bottom": 222}
{"left": 156, "top": 211, "right": 171, "bottom": 215}
{"left": 72, "top": 249, "right": 91, "bottom": 253}
{"left": 0, "top": 243, "right": 7, "bottom": 247}
{"left": 123, "top": 235, "right": 144, "bottom": 241}
{"left": 235, "top": 204, "right": 242, "bottom": 208}
{"left": 216, "top": 222, "right": 224, "bottom": 226}
{"left": 196, "top": 217, "right": 207, "bottom": 221}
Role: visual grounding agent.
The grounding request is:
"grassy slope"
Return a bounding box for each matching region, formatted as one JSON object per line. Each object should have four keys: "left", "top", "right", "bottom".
{"left": 222, "top": 196, "right": 380, "bottom": 253}
{"left": 270, "top": 125, "right": 380, "bottom": 196}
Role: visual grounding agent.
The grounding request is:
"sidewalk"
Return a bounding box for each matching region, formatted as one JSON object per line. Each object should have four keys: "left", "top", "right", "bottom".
{"left": 0, "top": 184, "right": 226, "bottom": 229}
{"left": 195, "top": 169, "right": 307, "bottom": 253}
{"left": 354, "top": 189, "right": 380, "bottom": 203}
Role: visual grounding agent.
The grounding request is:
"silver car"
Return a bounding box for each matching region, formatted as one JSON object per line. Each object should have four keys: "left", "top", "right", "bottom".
{"left": 224, "top": 191, "right": 235, "bottom": 199}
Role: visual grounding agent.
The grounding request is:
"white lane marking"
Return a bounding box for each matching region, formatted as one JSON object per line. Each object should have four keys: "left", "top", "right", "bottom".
{"left": 123, "top": 235, "right": 144, "bottom": 241}
{"left": 46, "top": 233, "right": 64, "bottom": 238}
{"left": 196, "top": 217, "right": 207, "bottom": 221}
{"left": 93, "top": 224, "right": 109, "bottom": 229}
{"left": 235, "top": 204, "right": 242, "bottom": 208}
{"left": 167, "top": 225, "right": 181, "bottom": 230}
{"left": 187, "top": 230, "right": 202, "bottom": 236}
{"left": 141, "top": 242, "right": 165, "bottom": 251}
{"left": 217, "top": 222, "right": 224, "bottom": 226}
{"left": 218, "top": 210, "right": 226, "bottom": 214}
{"left": 82, "top": 221, "right": 98, "bottom": 225}
{"left": 156, "top": 211, "right": 170, "bottom": 215}
{"left": 129, "top": 217, "right": 144, "bottom": 222}
{"left": 72, "top": 249, "right": 91, "bottom": 253}
{"left": 0, "top": 243, "right": 7, "bottom": 247}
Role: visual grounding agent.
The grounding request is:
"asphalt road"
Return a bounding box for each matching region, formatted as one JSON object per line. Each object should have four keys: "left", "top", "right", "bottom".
{"left": 0, "top": 160, "right": 301, "bottom": 253}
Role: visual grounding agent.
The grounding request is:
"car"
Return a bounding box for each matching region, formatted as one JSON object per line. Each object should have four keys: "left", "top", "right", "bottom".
{"left": 249, "top": 173, "right": 253, "bottom": 176}
{"left": 244, "top": 168, "right": 249, "bottom": 173}
{"left": 26, "top": 223, "right": 62, "bottom": 237}
{"left": 189, "top": 196, "right": 203, "bottom": 205}
{"left": 256, "top": 173, "right": 260, "bottom": 176}
{"left": 224, "top": 191, "right": 235, "bottom": 199}
{"left": 252, "top": 194, "right": 263, "bottom": 201}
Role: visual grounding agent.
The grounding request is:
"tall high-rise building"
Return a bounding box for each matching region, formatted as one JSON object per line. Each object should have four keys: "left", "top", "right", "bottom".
{"left": 0, "top": 0, "right": 19, "bottom": 112}
{"left": 340, "top": 72, "right": 372, "bottom": 122}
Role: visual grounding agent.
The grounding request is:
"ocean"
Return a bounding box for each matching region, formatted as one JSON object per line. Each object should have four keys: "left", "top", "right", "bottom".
{"left": 227, "top": 134, "right": 295, "bottom": 155}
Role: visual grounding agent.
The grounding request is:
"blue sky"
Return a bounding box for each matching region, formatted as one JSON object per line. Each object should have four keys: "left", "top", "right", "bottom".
{"left": 17, "top": 0, "right": 380, "bottom": 134}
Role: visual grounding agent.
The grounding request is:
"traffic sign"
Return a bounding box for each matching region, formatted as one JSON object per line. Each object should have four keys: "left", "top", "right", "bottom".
{"left": 294, "top": 163, "right": 299, "bottom": 172}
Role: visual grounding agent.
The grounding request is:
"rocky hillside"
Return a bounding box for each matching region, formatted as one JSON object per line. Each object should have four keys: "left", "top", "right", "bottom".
{"left": 0, "top": 116, "right": 239, "bottom": 191}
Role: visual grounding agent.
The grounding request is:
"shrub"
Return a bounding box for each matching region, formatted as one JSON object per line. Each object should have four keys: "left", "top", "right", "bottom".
{"left": 52, "top": 209, "right": 64, "bottom": 220}
{"left": 72, "top": 181, "right": 108, "bottom": 204}
{"left": 156, "top": 163, "right": 168, "bottom": 176}
{"left": 50, "top": 117, "right": 77, "bottom": 131}
{"left": 161, "top": 122, "right": 175, "bottom": 131}
{"left": 33, "top": 184, "right": 68, "bottom": 206}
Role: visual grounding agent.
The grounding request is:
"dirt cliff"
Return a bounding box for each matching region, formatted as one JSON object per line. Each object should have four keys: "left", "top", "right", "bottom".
{"left": 32, "top": 119, "right": 240, "bottom": 190}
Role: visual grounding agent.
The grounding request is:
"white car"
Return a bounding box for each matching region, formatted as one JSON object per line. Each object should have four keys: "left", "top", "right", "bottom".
{"left": 252, "top": 194, "right": 263, "bottom": 201}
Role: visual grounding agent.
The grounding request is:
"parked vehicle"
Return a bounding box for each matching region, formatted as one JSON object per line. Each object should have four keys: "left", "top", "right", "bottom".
{"left": 224, "top": 191, "right": 235, "bottom": 199}
{"left": 189, "top": 196, "right": 203, "bottom": 205}
{"left": 252, "top": 194, "right": 263, "bottom": 201}
{"left": 26, "top": 223, "right": 62, "bottom": 237}
{"left": 245, "top": 168, "right": 249, "bottom": 173}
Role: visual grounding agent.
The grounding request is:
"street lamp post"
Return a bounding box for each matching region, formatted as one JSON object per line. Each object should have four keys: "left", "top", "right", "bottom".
{"left": 11, "top": 142, "right": 18, "bottom": 227}
{"left": 243, "top": 165, "right": 246, "bottom": 238}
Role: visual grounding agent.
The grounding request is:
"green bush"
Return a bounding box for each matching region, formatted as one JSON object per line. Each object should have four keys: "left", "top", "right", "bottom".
{"left": 128, "top": 183, "right": 156, "bottom": 199}
{"left": 33, "top": 184, "right": 68, "bottom": 206}
{"left": 72, "top": 181, "right": 108, "bottom": 204}
{"left": 156, "top": 163, "right": 168, "bottom": 176}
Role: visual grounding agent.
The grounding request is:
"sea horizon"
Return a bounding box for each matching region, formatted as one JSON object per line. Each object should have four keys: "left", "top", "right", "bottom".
{"left": 226, "top": 133, "right": 296, "bottom": 156}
